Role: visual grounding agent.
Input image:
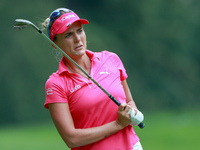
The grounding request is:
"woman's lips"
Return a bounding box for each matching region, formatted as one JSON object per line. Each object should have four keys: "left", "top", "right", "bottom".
{"left": 75, "top": 45, "right": 83, "bottom": 50}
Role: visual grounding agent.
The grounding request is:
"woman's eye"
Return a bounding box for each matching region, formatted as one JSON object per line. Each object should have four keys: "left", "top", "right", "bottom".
{"left": 78, "top": 28, "right": 83, "bottom": 33}
{"left": 65, "top": 33, "right": 71, "bottom": 38}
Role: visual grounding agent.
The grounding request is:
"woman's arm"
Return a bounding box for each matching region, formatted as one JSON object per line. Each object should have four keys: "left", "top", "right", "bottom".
{"left": 48, "top": 102, "right": 131, "bottom": 148}
{"left": 122, "top": 80, "right": 145, "bottom": 127}
{"left": 121, "top": 80, "right": 138, "bottom": 110}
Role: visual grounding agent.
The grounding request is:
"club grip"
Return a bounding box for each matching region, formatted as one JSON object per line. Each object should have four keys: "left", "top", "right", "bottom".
{"left": 109, "top": 95, "right": 121, "bottom": 106}
{"left": 138, "top": 122, "right": 145, "bottom": 129}
{"left": 109, "top": 95, "right": 145, "bottom": 129}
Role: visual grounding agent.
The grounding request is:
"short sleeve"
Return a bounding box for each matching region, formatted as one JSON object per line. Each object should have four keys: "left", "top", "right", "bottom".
{"left": 109, "top": 52, "right": 128, "bottom": 81}
{"left": 44, "top": 77, "right": 68, "bottom": 109}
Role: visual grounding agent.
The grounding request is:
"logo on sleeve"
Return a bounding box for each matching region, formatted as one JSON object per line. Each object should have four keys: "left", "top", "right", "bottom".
{"left": 46, "top": 88, "right": 53, "bottom": 95}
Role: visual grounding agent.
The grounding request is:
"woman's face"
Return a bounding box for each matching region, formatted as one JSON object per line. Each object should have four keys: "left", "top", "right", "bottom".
{"left": 55, "top": 21, "right": 87, "bottom": 59}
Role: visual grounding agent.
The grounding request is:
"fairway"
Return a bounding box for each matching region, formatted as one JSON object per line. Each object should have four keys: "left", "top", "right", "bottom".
{"left": 0, "top": 110, "right": 199, "bottom": 150}
{"left": 134, "top": 110, "right": 200, "bottom": 150}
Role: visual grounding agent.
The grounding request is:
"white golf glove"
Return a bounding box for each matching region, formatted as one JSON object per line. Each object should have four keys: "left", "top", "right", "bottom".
{"left": 128, "top": 109, "right": 144, "bottom": 125}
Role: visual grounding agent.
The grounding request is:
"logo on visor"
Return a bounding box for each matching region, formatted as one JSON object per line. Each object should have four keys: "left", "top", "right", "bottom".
{"left": 51, "top": 29, "right": 54, "bottom": 35}
{"left": 61, "top": 14, "right": 76, "bottom": 21}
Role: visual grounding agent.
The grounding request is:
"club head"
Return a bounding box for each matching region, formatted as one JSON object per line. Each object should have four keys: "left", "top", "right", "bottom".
{"left": 13, "top": 19, "right": 33, "bottom": 31}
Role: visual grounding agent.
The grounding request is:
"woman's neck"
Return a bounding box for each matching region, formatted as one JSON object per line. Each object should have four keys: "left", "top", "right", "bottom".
{"left": 64, "top": 54, "right": 91, "bottom": 77}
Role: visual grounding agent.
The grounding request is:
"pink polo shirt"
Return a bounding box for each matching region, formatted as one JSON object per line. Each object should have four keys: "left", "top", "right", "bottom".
{"left": 44, "top": 50, "right": 139, "bottom": 150}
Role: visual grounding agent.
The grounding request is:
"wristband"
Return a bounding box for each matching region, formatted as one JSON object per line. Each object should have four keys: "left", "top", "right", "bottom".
{"left": 128, "top": 109, "right": 144, "bottom": 125}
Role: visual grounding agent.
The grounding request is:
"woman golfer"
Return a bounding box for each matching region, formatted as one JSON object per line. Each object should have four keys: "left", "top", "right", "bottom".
{"left": 43, "top": 8, "right": 144, "bottom": 150}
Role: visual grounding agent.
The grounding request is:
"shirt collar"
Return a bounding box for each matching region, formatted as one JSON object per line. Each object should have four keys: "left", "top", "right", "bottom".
{"left": 58, "top": 50, "right": 100, "bottom": 75}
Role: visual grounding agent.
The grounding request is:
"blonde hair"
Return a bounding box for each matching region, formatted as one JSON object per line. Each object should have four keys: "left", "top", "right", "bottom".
{"left": 42, "top": 18, "right": 49, "bottom": 29}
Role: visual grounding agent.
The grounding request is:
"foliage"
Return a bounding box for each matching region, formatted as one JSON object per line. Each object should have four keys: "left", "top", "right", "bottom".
{"left": 67, "top": 0, "right": 200, "bottom": 110}
{"left": 0, "top": 0, "right": 200, "bottom": 125}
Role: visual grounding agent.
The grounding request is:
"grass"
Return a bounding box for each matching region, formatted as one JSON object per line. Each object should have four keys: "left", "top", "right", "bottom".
{"left": 0, "top": 122, "right": 67, "bottom": 150}
{"left": 1, "top": 110, "right": 199, "bottom": 150}
{"left": 134, "top": 109, "right": 200, "bottom": 150}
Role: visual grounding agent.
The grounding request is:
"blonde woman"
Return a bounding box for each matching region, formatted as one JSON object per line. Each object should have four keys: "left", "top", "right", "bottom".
{"left": 43, "top": 8, "right": 144, "bottom": 150}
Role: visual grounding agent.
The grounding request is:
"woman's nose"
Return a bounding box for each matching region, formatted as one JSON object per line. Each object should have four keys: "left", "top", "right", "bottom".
{"left": 74, "top": 33, "right": 81, "bottom": 43}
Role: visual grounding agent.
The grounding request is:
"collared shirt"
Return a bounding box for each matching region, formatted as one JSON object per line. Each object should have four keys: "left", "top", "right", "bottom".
{"left": 44, "top": 50, "right": 139, "bottom": 150}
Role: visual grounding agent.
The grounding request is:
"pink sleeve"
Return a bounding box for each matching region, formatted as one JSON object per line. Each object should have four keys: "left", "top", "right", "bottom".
{"left": 110, "top": 52, "right": 128, "bottom": 81}
{"left": 44, "top": 78, "right": 68, "bottom": 109}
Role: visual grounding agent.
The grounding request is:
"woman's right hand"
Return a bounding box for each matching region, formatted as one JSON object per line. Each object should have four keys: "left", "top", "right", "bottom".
{"left": 116, "top": 103, "right": 132, "bottom": 129}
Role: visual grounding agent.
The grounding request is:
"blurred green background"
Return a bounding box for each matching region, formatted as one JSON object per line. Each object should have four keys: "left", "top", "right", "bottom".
{"left": 1, "top": 0, "right": 200, "bottom": 149}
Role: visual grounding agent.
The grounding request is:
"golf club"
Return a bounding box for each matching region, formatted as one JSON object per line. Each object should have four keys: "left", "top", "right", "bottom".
{"left": 14, "top": 19, "right": 145, "bottom": 129}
